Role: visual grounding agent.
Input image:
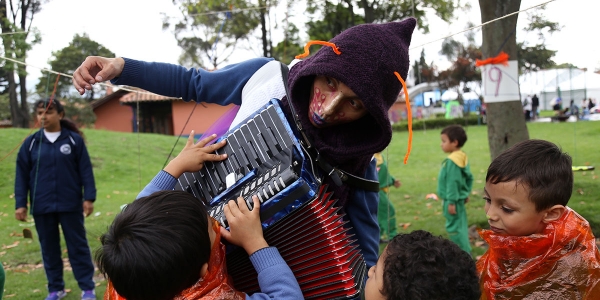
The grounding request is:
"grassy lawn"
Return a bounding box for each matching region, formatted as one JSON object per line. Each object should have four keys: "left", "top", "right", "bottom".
{"left": 1, "top": 120, "right": 599, "bottom": 299}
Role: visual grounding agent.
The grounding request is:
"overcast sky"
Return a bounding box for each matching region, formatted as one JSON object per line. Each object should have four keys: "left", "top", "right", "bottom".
{"left": 22, "top": 0, "right": 600, "bottom": 91}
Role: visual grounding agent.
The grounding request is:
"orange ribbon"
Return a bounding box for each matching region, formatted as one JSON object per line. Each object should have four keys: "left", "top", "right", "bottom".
{"left": 295, "top": 41, "right": 341, "bottom": 59}
{"left": 475, "top": 51, "right": 509, "bottom": 67}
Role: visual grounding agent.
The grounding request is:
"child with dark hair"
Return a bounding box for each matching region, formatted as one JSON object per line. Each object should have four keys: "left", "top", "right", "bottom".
{"left": 478, "top": 139, "right": 600, "bottom": 299}
{"left": 15, "top": 98, "right": 97, "bottom": 300}
{"left": 97, "top": 133, "right": 303, "bottom": 300}
{"left": 364, "top": 230, "right": 480, "bottom": 300}
{"left": 437, "top": 125, "right": 473, "bottom": 253}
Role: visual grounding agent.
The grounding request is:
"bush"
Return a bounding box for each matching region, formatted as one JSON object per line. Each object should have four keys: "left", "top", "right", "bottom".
{"left": 392, "top": 114, "right": 483, "bottom": 132}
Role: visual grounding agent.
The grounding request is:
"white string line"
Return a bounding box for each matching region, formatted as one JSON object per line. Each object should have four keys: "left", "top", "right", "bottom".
{"left": 409, "top": 0, "right": 556, "bottom": 51}
{"left": 0, "top": 0, "right": 556, "bottom": 94}
{"left": 0, "top": 55, "right": 164, "bottom": 96}
{"left": 0, "top": 31, "right": 29, "bottom": 36}
{"left": 181, "top": 5, "right": 271, "bottom": 18}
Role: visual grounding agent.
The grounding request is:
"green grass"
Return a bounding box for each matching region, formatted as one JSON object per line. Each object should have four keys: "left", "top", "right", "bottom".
{"left": 1, "top": 120, "right": 599, "bottom": 298}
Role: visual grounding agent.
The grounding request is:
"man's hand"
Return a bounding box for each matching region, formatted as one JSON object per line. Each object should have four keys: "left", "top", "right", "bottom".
{"left": 83, "top": 200, "right": 94, "bottom": 217}
{"left": 464, "top": 197, "right": 469, "bottom": 204}
{"left": 220, "top": 196, "right": 268, "bottom": 255}
{"left": 393, "top": 179, "right": 401, "bottom": 188}
{"left": 15, "top": 207, "right": 27, "bottom": 222}
{"left": 163, "top": 131, "right": 228, "bottom": 178}
{"left": 72, "top": 56, "right": 125, "bottom": 95}
{"left": 448, "top": 203, "right": 457, "bottom": 215}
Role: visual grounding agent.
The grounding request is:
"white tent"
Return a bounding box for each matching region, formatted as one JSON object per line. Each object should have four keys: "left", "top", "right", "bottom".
{"left": 520, "top": 69, "right": 600, "bottom": 110}
{"left": 441, "top": 90, "right": 459, "bottom": 101}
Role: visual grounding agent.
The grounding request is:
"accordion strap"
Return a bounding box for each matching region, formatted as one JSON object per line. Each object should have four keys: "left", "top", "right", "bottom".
{"left": 279, "top": 62, "right": 379, "bottom": 193}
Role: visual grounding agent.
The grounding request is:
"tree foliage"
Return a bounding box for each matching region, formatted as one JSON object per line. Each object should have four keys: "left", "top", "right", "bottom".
{"left": 517, "top": 6, "right": 561, "bottom": 74}
{"left": 436, "top": 28, "right": 482, "bottom": 92}
{"left": 1, "top": 0, "right": 42, "bottom": 128}
{"left": 35, "top": 33, "right": 114, "bottom": 101}
{"left": 305, "top": 0, "right": 463, "bottom": 41}
{"left": 165, "top": 0, "right": 261, "bottom": 69}
{"left": 271, "top": 22, "right": 303, "bottom": 65}
{"left": 517, "top": 42, "right": 556, "bottom": 73}
{"left": 413, "top": 49, "right": 436, "bottom": 85}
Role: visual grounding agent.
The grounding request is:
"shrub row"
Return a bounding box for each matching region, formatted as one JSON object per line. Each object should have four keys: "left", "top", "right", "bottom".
{"left": 392, "top": 114, "right": 484, "bottom": 132}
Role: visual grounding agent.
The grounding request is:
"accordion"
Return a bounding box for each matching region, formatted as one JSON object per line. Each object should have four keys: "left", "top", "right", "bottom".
{"left": 175, "top": 99, "right": 367, "bottom": 299}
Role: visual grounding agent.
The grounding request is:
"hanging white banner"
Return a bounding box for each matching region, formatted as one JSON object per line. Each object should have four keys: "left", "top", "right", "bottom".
{"left": 481, "top": 60, "right": 520, "bottom": 103}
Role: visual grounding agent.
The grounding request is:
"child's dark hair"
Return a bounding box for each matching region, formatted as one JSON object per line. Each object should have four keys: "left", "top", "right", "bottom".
{"left": 441, "top": 125, "right": 468, "bottom": 148}
{"left": 95, "top": 191, "right": 212, "bottom": 300}
{"left": 486, "top": 139, "right": 573, "bottom": 211}
{"left": 34, "top": 98, "right": 84, "bottom": 137}
{"left": 381, "top": 230, "right": 480, "bottom": 300}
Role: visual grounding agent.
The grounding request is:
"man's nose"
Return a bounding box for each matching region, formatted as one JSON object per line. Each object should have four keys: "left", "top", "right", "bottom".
{"left": 322, "top": 92, "right": 343, "bottom": 117}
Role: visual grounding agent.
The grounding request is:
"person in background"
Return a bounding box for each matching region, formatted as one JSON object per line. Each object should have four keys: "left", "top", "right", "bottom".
{"left": 569, "top": 99, "right": 580, "bottom": 119}
{"left": 437, "top": 125, "right": 473, "bottom": 254}
{"left": 531, "top": 94, "right": 539, "bottom": 120}
{"left": 14, "top": 99, "right": 97, "bottom": 300}
{"left": 522, "top": 95, "right": 532, "bottom": 121}
{"left": 374, "top": 151, "right": 401, "bottom": 243}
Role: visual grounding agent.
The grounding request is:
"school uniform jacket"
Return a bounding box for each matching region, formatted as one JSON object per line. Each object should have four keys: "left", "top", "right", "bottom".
{"left": 15, "top": 128, "right": 96, "bottom": 215}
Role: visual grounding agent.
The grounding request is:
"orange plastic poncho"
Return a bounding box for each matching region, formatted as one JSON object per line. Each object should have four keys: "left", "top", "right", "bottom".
{"left": 477, "top": 207, "right": 600, "bottom": 300}
{"left": 104, "top": 220, "right": 245, "bottom": 300}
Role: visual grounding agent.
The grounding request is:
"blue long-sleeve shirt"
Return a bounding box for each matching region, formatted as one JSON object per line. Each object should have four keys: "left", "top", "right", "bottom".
{"left": 136, "top": 170, "right": 303, "bottom": 300}
{"left": 116, "top": 57, "right": 380, "bottom": 270}
{"left": 15, "top": 128, "right": 96, "bottom": 214}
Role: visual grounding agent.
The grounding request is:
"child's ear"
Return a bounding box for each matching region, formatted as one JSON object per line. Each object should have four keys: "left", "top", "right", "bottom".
{"left": 200, "top": 262, "right": 209, "bottom": 277}
{"left": 542, "top": 205, "right": 566, "bottom": 223}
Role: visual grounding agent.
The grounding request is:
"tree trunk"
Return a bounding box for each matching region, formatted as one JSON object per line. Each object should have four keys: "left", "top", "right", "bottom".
{"left": 479, "top": 0, "right": 528, "bottom": 160}
{"left": 1, "top": 0, "right": 24, "bottom": 128}
{"left": 360, "top": 0, "right": 374, "bottom": 23}
{"left": 18, "top": 71, "right": 30, "bottom": 127}
{"left": 258, "top": 0, "right": 269, "bottom": 57}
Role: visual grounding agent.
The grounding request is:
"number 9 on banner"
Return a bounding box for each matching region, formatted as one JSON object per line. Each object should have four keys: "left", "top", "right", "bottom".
{"left": 481, "top": 60, "right": 520, "bottom": 103}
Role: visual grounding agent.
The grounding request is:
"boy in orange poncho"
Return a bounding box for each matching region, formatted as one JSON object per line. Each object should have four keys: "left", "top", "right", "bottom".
{"left": 477, "top": 139, "right": 600, "bottom": 299}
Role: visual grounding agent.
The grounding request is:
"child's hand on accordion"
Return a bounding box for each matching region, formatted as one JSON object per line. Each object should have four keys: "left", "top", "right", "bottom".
{"left": 221, "top": 196, "right": 269, "bottom": 255}
{"left": 163, "top": 130, "right": 228, "bottom": 178}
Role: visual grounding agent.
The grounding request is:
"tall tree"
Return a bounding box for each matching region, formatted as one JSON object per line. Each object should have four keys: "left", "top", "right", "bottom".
{"left": 0, "top": 0, "right": 42, "bottom": 128}
{"left": 165, "top": 0, "right": 261, "bottom": 70}
{"left": 436, "top": 39, "right": 482, "bottom": 94}
{"left": 479, "top": 0, "right": 528, "bottom": 159}
{"left": 413, "top": 49, "right": 436, "bottom": 85}
{"left": 437, "top": 23, "right": 482, "bottom": 96}
{"left": 305, "top": 0, "right": 462, "bottom": 41}
{"left": 35, "top": 34, "right": 115, "bottom": 101}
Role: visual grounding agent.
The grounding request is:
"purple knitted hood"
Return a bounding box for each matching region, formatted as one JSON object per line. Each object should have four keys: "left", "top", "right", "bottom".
{"left": 286, "top": 18, "right": 416, "bottom": 176}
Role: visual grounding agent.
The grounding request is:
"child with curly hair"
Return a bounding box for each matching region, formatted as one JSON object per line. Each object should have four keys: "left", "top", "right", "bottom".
{"left": 364, "top": 230, "right": 480, "bottom": 299}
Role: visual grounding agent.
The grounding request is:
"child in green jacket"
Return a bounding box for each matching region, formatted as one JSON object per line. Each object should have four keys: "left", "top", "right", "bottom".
{"left": 437, "top": 125, "right": 473, "bottom": 253}
{"left": 374, "top": 152, "right": 401, "bottom": 243}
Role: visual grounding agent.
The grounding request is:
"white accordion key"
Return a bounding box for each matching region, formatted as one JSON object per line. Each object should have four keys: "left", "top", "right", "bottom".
{"left": 225, "top": 173, "right": 237, "bottom": 189}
